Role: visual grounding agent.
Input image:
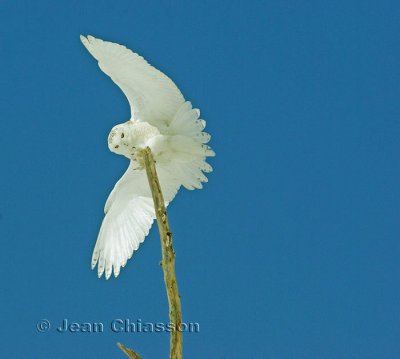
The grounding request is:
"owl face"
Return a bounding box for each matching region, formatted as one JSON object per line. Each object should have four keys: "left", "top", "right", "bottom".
{"left": 108, "top": 122, "right": 132, "bottom": 156}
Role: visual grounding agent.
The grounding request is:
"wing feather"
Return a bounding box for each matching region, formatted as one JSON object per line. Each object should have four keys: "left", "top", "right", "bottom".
{"left": 93, "top": 162, "right": 180, "bottom": 279}
{"left": 80, "top": 35, "right": 185, "bottom": 126}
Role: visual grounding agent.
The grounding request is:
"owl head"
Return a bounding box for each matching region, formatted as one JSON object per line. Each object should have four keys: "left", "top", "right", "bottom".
{"left": 108, "top": 122, "right": 133, "bottom": 157}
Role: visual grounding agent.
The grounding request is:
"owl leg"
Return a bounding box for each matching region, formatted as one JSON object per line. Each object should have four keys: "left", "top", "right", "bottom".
{"left": 131, "top": 148, "right": 146, "bottom": 170}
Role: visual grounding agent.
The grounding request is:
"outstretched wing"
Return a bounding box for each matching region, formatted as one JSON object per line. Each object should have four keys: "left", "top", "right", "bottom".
{"left": 93, "top": 161, "right": 180, "bottom": 279}
{"left": 80, "top": 35, "right": 185, "bottom": 128}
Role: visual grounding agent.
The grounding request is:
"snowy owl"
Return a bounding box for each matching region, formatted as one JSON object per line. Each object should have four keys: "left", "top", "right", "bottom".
{"left": 80, "top": 35, "right": 214, "bottom": 279}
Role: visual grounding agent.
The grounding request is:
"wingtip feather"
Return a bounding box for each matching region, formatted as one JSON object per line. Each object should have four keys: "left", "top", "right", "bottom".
{"left": 80, "top": 34, "right": 88, "bottom": 46}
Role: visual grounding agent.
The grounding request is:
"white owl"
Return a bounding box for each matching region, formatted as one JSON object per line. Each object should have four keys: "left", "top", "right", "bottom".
{"left": 80, "top": 35, "right": 215, "bottom": 279}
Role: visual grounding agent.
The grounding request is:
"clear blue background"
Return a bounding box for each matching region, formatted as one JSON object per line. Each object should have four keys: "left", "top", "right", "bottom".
{"left": 0, "top": 1, "right": 399, "bottom": 358}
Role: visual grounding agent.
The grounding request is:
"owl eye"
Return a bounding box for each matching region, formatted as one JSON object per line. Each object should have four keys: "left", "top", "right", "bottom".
{"left": 121, "top": 133, "right": 125, "bottom": 138}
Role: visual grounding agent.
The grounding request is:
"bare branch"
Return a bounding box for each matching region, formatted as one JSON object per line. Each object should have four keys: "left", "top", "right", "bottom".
{"left": 117, "top": 342, "right": 141, "bottom": 359}
{"left": 141, "top": 147, "right": 183, "bottom": 359}
{"left": 118, "top": 147, "right": 183, "bottom": 359}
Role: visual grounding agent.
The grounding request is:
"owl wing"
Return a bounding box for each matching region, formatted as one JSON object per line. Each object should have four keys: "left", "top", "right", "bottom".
{"left": 80, "top": 35, "right": 185, "bottom": 129}
{"left": 93, "top": 161, "right": 180, "bottom": 279}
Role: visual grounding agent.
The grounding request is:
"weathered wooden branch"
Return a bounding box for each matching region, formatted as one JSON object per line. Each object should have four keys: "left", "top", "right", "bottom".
{"left": 117, "top": 342, "right": 141, "bottom": 359}
{"left": 142, "top": 147, "right": 183, "bottom": 359}
{"left": 119, "top": 147, "right": 183, "bottom": 359}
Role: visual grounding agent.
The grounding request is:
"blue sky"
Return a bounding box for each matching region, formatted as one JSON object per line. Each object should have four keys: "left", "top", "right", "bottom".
{"left": 0, "top": 1, "right": 399, "bottom": 358}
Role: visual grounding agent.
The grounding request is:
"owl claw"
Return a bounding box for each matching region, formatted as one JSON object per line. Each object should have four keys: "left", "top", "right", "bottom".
{"left": 131, "top": 148, "right": 146, "bottom": 170}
